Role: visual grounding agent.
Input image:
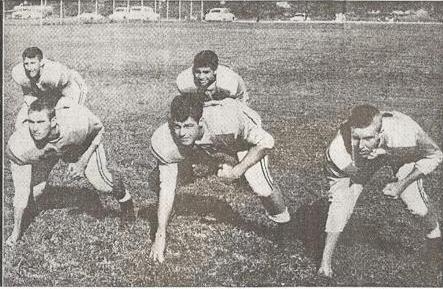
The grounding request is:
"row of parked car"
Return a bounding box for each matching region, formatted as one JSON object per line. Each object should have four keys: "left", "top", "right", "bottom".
{"left": 78, "top": 6, "right": 160, "bottom": 22}
{"left": 79, "top": 7, "right": 236, "bottom": 22}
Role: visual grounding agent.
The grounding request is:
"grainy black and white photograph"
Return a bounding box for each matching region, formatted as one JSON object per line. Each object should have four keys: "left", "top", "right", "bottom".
{"left": 2, "top": 0, "right": 443, "bottom": 286}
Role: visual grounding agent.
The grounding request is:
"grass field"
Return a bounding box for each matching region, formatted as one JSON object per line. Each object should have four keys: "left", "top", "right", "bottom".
{"left": 3, "top": 21, "right": 443, "bottom": 286}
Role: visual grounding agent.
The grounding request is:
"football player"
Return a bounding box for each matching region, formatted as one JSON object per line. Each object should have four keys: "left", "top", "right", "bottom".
{"left": 319, "top": 104, "right": 443, "bottom": 277}
{"left": 11, "top": 47, "right": 88, "bottom": 129}
{"left": 149, "top": 93, "right": 290, "bottom": 263}
{"left": 5, "top": 98, "right": 135, "bottom": 246}
{"left": 176, "top": 50, "right": 249, "bottom": 103}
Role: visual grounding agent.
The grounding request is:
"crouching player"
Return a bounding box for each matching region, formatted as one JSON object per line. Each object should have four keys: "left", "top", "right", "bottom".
{"left": 149, "top": 93, "right": 290, "bottom": 263}
{"left": 11, "top": 47, "right": 88, "bottom": 129}
{"left": 5, "top": 98, "right": 135, "bottom": 246}
{"left": 319, "top": 104, "right": 443, "bottom": 277}
{"left": 176, "top": 50, "right": 249, "bottom": 103}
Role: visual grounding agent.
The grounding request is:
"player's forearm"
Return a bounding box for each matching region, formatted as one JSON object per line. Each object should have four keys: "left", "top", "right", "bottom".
{"left": 156, "top": 188, "right": 176, "bottom": 234}
{"left": 232, "top": 145, "right": 269, "bottom": 178}
{"left": 156, "top": 164, "right": 178, "bottom": 234}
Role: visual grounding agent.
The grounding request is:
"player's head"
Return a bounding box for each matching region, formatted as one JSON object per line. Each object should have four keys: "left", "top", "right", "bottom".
{"left": 27, "top": 98, "right": 57, "bottom": 141}
{"left": 348, "top": 104, "right": 382, "bottom": 158}
{"left": 169, "top": 93, "right": 204, "bottom": 146}
{"left": 192, "top": 50, "right": 219, "bottom": 88}
{"left": 22, "top": 47, "right": 44, "bottom": 79}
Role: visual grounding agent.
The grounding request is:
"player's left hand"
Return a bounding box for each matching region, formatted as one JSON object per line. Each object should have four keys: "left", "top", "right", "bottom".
{"left": 382, "top": 181, "right": 405, "bottom": 199}
{"left": 217, "top": 163, "right": 240, "bottom": 182}
{"left": 67, "top": 162, "right": 87, "bottom": 181}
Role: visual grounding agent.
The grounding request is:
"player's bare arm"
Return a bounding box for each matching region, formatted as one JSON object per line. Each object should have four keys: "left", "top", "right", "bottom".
{"left": 150, "top": 163, "right": 178, "bottom": 263}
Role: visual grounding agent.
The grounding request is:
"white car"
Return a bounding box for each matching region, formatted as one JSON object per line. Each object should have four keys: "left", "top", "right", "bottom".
{"left": 11, "top": 5, "right": 53, "bottom": 19}
{"left": 290, "top": 13, "right": 309, "bottom": 22}
{"left": 204, "top": 8, "right": 235, "bottom": 22}
{"left": 128, "top": 6, "right": 160, "bottom": 21}
{"left": 109, "top": 7, "right": 129, "bottom": 21}
{"left": 78, "top": 12, "right": 105, "bottom": 23}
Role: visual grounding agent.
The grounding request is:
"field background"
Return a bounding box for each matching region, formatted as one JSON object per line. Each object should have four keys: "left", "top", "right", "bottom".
{"left": 3, "top": 21, "right": 443, "bottom": 286}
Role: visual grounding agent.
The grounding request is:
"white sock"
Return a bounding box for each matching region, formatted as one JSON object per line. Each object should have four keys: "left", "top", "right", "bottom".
{"left": 267, "top": 207, "right": 291, "bottom": 223}
{"left": 426, "top": 223, "right": 441, "bottom": 239}
{"left": 118, "top": 191, "right": 132, "bottom": 203}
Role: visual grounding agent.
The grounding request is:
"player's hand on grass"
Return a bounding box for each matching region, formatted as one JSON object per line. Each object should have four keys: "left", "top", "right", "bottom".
{"left": 6, "top": 231, "right": 20, "bottom": 247}
{"left": 150, "top": 232, "right": 166, "bottom": 263}
{"left": 382, "top": 181, "right": 404, "bottom": 199}
{"left": 66, "top": 162, "right": 87, "bottom": 181}
{"left": 217, "top": 163, "right": 240, "bottom": 182}
{"left": 318, "top": 265, "right": 334, "bottom": 278}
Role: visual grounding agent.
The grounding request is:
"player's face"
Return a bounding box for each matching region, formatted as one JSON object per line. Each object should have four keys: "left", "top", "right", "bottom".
{"left": 28, "top": 110, "right": 53, "bottom": 141}
{"left": 171, "top": 117, "right": 201, "bottom": 146}
{"left": 351, "top": 117, "right": 382, "bottom": 159}
{"left": 23, "top": 57, "right": 42, "bottom": 79}
{"left": 193, "top": 66, "right": 216, "bottom": 88}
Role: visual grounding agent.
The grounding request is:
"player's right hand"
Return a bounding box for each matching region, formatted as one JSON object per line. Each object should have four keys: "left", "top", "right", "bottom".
{"left": 149, "top": 233, "right": 166, "bottom": 263}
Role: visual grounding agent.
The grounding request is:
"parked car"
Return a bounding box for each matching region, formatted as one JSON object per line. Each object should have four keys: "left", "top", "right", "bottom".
{"left": 78, "top": 12, "right": 105, "bottom": 23}
{"left": 290, "top": 13, "right": 309, "bottom": 22}
{"left": 109, "top": 7, "right": 129, "bottom": 21}
{"left": 129, "top": 6, "right": 159, "bottom": 21}
{"left": 11, "top": 4, "right": 53, "bottom": 19}
{"left": 204, "top": 8, "right": 235, "bottom": 22}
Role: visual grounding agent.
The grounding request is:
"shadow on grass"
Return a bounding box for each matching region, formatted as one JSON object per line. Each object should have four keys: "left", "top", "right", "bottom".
{"left": 138, "top": 193, "right": 276, "bottom": 243}
{"left": 37, "top": 185, "right": 120, "bottom": 219}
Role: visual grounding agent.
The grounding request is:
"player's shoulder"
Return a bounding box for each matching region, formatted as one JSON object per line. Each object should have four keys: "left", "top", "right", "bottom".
{"left": 176, "top": 66, "right": 195, "bottom": 91}
{"left": 40, "top": 59, "right": 68, "bottom": 83}
{"left": 11, "top": 63, "right": 28, "bottom": 85}
{"left": 7, "top": 127, "right": 37, "bottom": 165}
{"left": 217, "top": 65, "right": 241, "bottom": 80}
{"left": 381, "top": 110, "right": 420, "bottom": 130}
{"left": 151, "top": 123, "right": 184, "bottom": 164}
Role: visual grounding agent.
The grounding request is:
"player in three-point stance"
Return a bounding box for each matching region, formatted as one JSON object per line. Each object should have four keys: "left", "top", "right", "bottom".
{"left": 176, "top": 50, "right": 249, "bottom": 103}
{"left": 319, "top": 104, "right": 443, "bottom": 277}
{"left": 149, "top": 93, "right": 290, "bottom": 263}
{"left": 11, "top": 47, "right": 88, "bottom": 129}
{"left": 5, "top": 98, "right": 135, "bottom": 246}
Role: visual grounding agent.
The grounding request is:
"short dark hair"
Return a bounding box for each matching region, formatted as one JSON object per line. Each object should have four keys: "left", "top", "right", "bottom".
{"left": 348, "top": 104, "right": 380, "bottom": 128}
{"left": 170, "top": 93, "right": 204, "bottom": 123}
{"left": 22, "top": 47, "right": 43, "bottom": 60}
{"left": 28, "top": 97, "right": 56, "bottom": 120}
{"left": 193, "top": 50, "right": 219, "bottom": 71}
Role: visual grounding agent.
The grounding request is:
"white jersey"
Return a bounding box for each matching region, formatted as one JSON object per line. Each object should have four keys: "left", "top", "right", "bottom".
{"left": 151, "top": 99, "right": 273, "bottom": 165}
{"left": 176, "top": 65, "right": 249, "bottom": 103}
{"left": 12, "top": 58, "right": 87, "bottom": 105}
{"left": 325, "top": 111, "right": 443, "bottom": 178}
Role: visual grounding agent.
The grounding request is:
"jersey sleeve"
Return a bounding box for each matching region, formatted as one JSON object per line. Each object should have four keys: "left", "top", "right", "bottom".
{"left": 6, "top": 128, "right": 39, "bottom": 165}
{"left": 150, "top": 123, "right": 184, "bottom": 165}
{"left": 327, "top": 130, "right": 353, "bottom": 172}
{"left": 414, "top": 126, "right": 443, "bottom": 175}
{"left": 41, "top": 60, "right": 70, "bottom": 89}
{"left": 235, "top": 101, "right": 274, "bottom": 149}
{"left": 176, "top": 67, "right": 195, "bottom": 94}
{"left": 11, "top": 64, "right": 29, "bottom": 88}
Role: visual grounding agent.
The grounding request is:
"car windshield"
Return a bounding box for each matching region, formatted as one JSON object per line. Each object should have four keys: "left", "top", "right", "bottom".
{"left": 116, "top": 8, "right": 126, "bottom": 12}
{"left": 211, "top": 9, "right": 221, "bottom": 13}
{"left": 131, "top": 8, "right": 141, "bottom": 11}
